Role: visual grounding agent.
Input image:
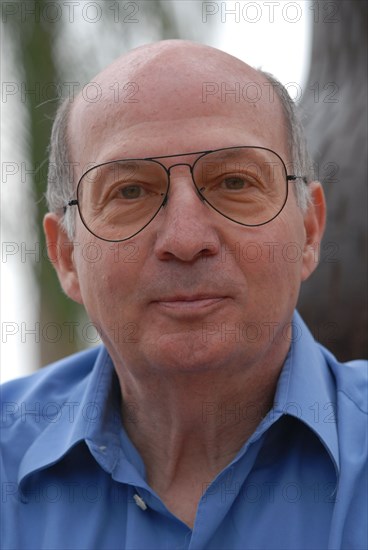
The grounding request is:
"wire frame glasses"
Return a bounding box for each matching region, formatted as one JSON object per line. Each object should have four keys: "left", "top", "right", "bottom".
{"left": 64, "top": 146, "right": 307, "bottom": 242}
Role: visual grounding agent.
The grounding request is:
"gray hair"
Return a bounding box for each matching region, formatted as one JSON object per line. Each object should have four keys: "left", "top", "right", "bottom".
{"left": 46, "top": 72, "right": 313, "bottom": 239}
{"left": 46, "top": 97, "right": 76, "bottom": 237}
{"left": 259, "top": 70, "right": 313, "bottom": 211}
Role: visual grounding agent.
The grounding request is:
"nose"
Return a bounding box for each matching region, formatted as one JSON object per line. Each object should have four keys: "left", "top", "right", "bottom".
{"left": 153, "top": 166, "right": 221, "bottom": 262}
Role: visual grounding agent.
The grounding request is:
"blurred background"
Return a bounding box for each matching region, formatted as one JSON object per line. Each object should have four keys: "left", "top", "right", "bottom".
{"left": 1, "top": 0, "right": 367, "bottom": 382}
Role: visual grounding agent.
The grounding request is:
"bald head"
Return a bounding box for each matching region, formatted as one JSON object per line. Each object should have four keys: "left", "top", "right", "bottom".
{"left": 79, "top": 40, "right": 265, "bottom": 103}
{"left": 69, "top": 40, "right": 288, "bottom": 169}
{"left": 94, "top": 40, "right": 259, "bottom": 88}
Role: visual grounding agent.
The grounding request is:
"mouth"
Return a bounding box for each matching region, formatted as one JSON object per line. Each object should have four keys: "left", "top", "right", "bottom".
{"left": 152, "top": 295, "right": 228, "bottom": 315}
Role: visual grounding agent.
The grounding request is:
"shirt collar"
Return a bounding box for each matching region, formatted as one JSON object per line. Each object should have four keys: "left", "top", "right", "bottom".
{"left": 271, "top": 310, "right": 339, "bottom": 474}
{"left": 18, "top": 346, "right": 119, "bottom": 488}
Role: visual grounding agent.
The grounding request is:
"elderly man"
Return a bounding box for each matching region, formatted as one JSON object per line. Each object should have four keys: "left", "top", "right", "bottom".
{"left": 1, "top": 41, "right": 367, "bottom": 550}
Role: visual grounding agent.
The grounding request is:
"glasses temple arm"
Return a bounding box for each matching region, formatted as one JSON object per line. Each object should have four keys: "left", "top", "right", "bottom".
{"left": 287, "top": 175, "right": 308, "bottom": 184}
{"left": 63, "top": 199, "right": 78, "bottom": 214}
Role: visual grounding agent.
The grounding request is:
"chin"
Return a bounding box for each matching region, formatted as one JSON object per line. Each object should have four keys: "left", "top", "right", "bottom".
{"left": 142, "top": 330, "right": 257, "bottom": 374}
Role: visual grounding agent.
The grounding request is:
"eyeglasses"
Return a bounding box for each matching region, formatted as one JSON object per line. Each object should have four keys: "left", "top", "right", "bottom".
{"left": 64, "top": 146, "right": 307, "bottom": 242}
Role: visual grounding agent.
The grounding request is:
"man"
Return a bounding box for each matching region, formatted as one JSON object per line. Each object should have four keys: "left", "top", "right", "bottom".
{"left": 1, "top": 41, "right": 367, "bottom": 549}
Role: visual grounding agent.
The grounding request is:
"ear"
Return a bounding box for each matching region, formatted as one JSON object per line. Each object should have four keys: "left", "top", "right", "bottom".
{"left": 301, "top": 181, "right": 326, "bottom": 281}
{"left": 43, "top": 213, "right": 84, "bottom": 304}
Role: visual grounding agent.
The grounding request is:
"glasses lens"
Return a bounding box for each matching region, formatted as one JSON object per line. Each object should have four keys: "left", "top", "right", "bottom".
{"left": 193, "top": 147, "right": 287, "bottom": 226}
{"left": 77, "top": 160, "right": 169, "bottom": 241}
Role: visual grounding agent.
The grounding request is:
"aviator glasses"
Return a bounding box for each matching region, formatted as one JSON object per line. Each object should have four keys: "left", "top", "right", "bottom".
{"left": 64, "top": 146, "right": 307, "bottom": 242}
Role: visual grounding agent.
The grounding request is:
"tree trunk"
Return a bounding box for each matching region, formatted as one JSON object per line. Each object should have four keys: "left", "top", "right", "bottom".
{"left": 298, "top": 0, "right": 367, "bottom": 360}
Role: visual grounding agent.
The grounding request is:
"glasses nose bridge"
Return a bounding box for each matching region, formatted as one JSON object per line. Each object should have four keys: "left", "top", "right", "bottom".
{"left": 166, "top": 161, "right": 194, "bottom": 179}
{"left": 164, "top": 161, "right": 201, "bottom": 199}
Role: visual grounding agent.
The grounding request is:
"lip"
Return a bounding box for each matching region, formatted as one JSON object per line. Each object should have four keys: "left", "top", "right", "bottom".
{"left": 156, "top": 294, "right": 223, "bottom": 302}
{"left": 152, "top": 295, "right": 228, "bottom": 314}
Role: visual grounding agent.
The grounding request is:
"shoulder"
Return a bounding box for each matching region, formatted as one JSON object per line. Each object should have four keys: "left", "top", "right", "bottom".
{"left": 1, "top": 345, "right": 102, "bottom": 407}
{"left": 1, "top": 345, "right": 104, "bottom": 440}
{"left": 319, "top": 345, "right": 367, "bottom": 468}
{"left": 1, "top": 346, "right": 105, "bottom": 484}
{"left": 319, "top": 349, "right": 368, "bottom": 545}
{"left": 320, "top": 345, "right": 368, "bottom": 415}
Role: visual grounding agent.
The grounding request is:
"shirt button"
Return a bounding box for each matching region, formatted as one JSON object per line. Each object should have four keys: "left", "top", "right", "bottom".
{"left": 133, "top": 493, "right": 148, "bottom": 511}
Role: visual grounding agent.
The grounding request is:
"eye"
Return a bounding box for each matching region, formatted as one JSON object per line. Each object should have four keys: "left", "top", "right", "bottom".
{"left": 221, "top": 177, "right": 247, "bottom": 190}
{"left": 118, "top": 185, "right": 144, "bottom": 199}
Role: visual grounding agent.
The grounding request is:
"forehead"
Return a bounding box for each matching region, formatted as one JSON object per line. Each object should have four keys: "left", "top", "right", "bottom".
{"left": 68, "top": 44, "right": 289, "bottom": 171}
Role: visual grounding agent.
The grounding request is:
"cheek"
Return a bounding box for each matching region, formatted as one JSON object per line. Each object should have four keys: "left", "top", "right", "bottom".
{"left": 235, "top": 216, "right": 305, "bottom": 309}
{"left": 73, "top": 240, "right": 141, "bottom": 319}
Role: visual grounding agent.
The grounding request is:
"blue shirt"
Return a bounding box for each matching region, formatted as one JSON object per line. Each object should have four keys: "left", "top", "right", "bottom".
{"left": 1, "top": 312, "right": 367, "bottom": 550}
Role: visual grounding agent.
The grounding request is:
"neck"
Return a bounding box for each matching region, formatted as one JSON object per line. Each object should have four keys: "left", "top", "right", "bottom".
{"left": 115, "top": 348, "right": 286, "bottom": 527}
{"left": 121, "top": 365, "right": 279, "bottom": 467}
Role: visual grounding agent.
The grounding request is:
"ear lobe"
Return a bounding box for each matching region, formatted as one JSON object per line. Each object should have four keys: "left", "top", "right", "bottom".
{"left": 301, "top": 181, "right": 327, "bottom": 281}
{"left": 43, "top": 213, "right": 84, "bottom": 304}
